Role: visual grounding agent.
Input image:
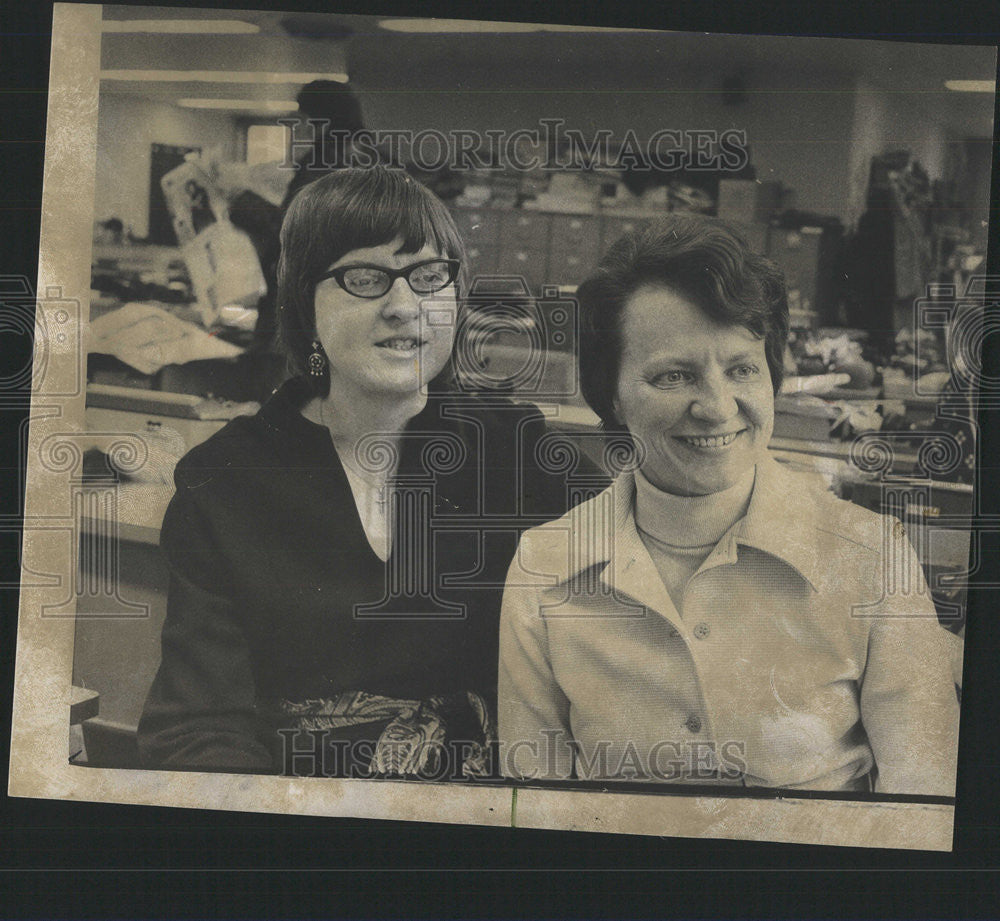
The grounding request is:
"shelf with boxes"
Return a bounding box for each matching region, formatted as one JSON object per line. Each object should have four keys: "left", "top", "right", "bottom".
{"left": 449, "top": 205, "right": 655, "bottom": 292}
{"left": 449, "top": 201, "right": 841, "bottom": 330}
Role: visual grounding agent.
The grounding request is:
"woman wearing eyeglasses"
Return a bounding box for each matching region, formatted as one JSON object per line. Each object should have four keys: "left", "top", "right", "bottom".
{"left": 138, "top": 167, "right": 583, "bottom": 778}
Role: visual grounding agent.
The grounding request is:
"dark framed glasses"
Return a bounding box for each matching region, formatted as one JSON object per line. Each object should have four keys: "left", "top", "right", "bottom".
{"left": 316, "top": 258, "right": 461, "bottom": 299}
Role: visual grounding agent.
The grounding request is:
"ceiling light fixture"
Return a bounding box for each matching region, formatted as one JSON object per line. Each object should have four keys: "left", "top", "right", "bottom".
{"left": 177, "top": 99, "right": 300, "bottom": 111}
{"left": 101, "top": 70, "right": 349, "bottom": 84}
{"left": 944, "top": 80, "right": 996, "bottom": 93}
{"left": 378, "top": 18, "right": 541, "bottom": 33}
{"left": 102, "top": 19, "right": 261, "bottom": 34}
{"left": 377, "top": 18, "right": 632, "bottom": 33}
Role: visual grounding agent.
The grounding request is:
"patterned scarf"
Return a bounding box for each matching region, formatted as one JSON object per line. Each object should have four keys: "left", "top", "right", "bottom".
{"left": 279, "top": 689, "right": 495, "bottom": 778}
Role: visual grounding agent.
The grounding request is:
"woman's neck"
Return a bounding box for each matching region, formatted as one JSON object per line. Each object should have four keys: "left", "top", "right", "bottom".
{"left": 634, "top": 466, "right": 756, "bottom": 549}
{"left": 304, "top": 386, "right": 427, "bottom": 463}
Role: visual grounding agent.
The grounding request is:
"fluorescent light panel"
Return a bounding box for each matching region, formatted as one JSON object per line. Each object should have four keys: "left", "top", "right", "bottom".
{"left": 944, "top": 80, "right": 996, "bottom": 93}
{"left": 379, "top": 18, "right": 539, "bottom": 33}
{"left": 377, "top": 18, "right": 631, "bottom": 33}
{"left": 101, "top": 70, "right": 349, "bottom": 84}
{"left": 177, "top": 99, "right": 300, "bottom": 111}
{"left": 103, "top": 19, "right": 261, "bottom": 34}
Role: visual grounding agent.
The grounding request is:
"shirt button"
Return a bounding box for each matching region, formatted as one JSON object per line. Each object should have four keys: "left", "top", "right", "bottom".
{"left": 693, "top": 622, "right": 711, "bottom": 640}
{"left": 685, "top": 715, "right": 702, "bottom": 733}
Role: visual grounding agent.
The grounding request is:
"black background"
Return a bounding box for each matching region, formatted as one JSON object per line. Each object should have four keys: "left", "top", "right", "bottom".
{"left": 2, "top": 0, "right": 999, "bottom": 917}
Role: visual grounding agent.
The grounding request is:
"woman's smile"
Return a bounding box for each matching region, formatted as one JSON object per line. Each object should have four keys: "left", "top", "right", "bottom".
{"left": 675, "top": 429, "right": 746, "bottom": 449}
{"left": 375, "top": 335, "right": 427, "bottom": 353}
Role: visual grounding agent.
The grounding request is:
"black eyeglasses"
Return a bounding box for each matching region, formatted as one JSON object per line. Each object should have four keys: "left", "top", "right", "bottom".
{"left": 316, "top": 258, "right": 460, "bottom": 299}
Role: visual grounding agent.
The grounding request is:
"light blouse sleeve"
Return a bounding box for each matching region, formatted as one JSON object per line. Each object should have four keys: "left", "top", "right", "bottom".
{"left": 859, "top": 521, "right": 961, "bottom": 797}
{"left": 497, "top": 547, "right": 575, "bottom": 780}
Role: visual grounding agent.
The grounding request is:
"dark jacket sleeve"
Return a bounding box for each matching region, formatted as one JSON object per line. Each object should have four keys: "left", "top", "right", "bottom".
{"left": 137, "top": 459, "right": 275, "bottom": 773}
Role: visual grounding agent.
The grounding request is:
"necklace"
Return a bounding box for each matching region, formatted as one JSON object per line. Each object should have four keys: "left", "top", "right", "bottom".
{"left": 318, "top": 398, "right": 396, "bottom": 511}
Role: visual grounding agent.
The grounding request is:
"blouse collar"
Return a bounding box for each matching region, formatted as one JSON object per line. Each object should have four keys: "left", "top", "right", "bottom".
{"left": 543, "top": 455, "right": 829, "bottom": 594}
{"left": 633, "top": 465, "right": 755, "bottom": 550}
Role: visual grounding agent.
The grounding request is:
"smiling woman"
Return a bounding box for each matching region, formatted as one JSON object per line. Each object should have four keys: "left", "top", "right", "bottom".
{"left": 498, "top": 215, "right": 960, "bottom": 796}
{"left": 612, "top": 283, "right": 775, "bottom": 498}
{"left": 137, "top": 167, "right": 589, "bottom": 779}
{"left": 310, "top": 242, "right": 458, "bottom": 404}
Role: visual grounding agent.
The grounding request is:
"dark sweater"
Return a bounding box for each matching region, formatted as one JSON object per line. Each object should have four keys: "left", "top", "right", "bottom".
{"left": 137, "top": 379, "right": 601, "bottom": 774}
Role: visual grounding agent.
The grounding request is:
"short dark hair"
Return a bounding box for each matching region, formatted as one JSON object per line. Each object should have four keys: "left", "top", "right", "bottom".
{"left": 576, "top": 214, "right": 789, "bottom": 429}
{"left": 276, "top": 166, "right": 468, "bottom": 395}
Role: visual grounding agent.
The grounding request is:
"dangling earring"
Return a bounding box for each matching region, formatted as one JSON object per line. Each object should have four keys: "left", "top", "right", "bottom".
{"left": 308, "top": 340, "right": 327, "bottom": 377}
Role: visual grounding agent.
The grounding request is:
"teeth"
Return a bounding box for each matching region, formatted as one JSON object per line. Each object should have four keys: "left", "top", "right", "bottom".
{"left": 380, "top": 338, "right": 420, "bottom": 351}
{"left": 682, "top": 433, "right": 739, "bottom": 448}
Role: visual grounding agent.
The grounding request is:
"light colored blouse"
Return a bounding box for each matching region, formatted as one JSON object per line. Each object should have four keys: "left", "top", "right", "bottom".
{"left": 498, "top": 456, "right": 960, "bottom": 795}
{"left": 633, "top": 465, "right": 753, "bottom": 612}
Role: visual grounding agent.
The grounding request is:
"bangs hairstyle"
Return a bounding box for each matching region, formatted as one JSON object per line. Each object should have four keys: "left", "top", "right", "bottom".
{"left": 576, "top": 214, "right": 789, "bottom": 431}
{"left": 277, "top": 166, "right": 469, "bottom": 393}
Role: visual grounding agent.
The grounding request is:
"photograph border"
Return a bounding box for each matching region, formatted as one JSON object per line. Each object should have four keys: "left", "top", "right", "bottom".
{"left": 12, "top": 0, "right": 993, "bottom": 852}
